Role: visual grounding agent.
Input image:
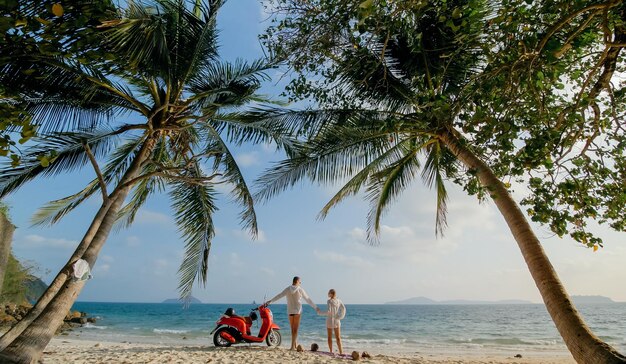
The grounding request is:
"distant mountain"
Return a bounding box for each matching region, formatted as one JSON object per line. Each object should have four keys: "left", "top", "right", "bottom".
{"left": 385, "top": 296, "right": 437, "bottom": 305}
{"left": 162, "top": 296, "right": 202, "bottom": 304}
{"left": 385, "top": 297, "right": 533, "bottom": 305}
{"left": 571, "top": 295, "right": 616, "bottom": 304}
{"left": 25, "top": 276, "right": 47, "bottom": 303}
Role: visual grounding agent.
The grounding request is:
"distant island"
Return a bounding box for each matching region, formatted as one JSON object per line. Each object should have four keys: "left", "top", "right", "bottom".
{"left": 386, "top": 295, "right": 620, "bottom": 305}
{"left": 385, "top": 296, "right": 533, "bottom": 305}
{"left": 571, "top": 295, "right": 616, "bottom": 304}
{"left": 162, "top": 296, "right": 202, "bottom": 304}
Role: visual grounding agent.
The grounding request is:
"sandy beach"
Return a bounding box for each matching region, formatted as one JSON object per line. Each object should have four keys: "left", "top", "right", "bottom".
{"left": 39, "top": 338, "right": 576, "bottom": 364}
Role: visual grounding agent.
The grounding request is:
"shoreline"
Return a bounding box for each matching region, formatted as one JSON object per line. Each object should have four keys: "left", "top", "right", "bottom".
{"left": 39, "top": 336, "right": 576, "bottom": 364}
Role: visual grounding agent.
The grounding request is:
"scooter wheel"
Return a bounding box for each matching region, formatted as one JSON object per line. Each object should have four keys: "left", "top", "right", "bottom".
{"left": 213, "top": 327, "right": 234, "bottom": 347}
{"left": 266, "top": 329, "right": 281, "bottom": 347}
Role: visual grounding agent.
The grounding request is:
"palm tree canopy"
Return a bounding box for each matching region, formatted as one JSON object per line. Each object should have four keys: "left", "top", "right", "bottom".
{"left": 257, "top": 0, "right": 489, "bottom": 239}
{"left": 258, "top": 0, "right": 626, "bottom": 246}
{"left": 0, "top": 0, "right": 290, "bottom": 298}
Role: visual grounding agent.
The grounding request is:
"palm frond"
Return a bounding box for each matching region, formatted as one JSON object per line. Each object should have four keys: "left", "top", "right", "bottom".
{"left": 318, "top": 135, "right": 411, "bottom": 220}
{"left": 332, "top": 45, "right": 416, "bottom": 111}
{"left": 100, "top": 135, "right": 147, "bottom": 185}
{"left": 365, "top": 143, "right": 421, "bottom": 241}
{"left": 115, "top": 137, "right": 169, "bottom": 229}
{"left": 0, "top": 58, "right": 142, "bottom": 132}
{"left": 101, "top": 0, "right": 222, "bottom": 88}
{"left": 31, "top": 179, "right": 99, "bottom": 227}
{"left": 203, "top": 124, "right": 258, "bottom": 237}
{"left": 255, "top": 126, "right": 396, "bottom": 202}
{"left": 171, "top": 162, "right": 217, "bottom": 300}
{"left": 0, "top": 129, "right": 120, "bottom": 198}
{"left": 28, "top": 133, "right": 148, "bottom": 225}
{"left": 421, "top": 141, "right": 449, "bottom": 236}
{"left": 187, "top": 58, "right": 273, "bottom": 111}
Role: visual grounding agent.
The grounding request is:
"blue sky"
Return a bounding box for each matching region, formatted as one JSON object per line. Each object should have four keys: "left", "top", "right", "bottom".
{"left": 5, "top": 0, "right": 626, "bottom": 305}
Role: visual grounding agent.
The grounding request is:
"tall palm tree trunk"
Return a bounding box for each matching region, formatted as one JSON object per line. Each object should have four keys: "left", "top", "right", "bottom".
{"left": 0, "top": 197, "right": 117, "bottom": 351}
{"left": 0, "top": 211, "right": 15, "bottom": 299}
{"left": 0, "top": 136, "right": 156, "bottom": 364}
{"left": 439, "top": 129, "right": 626, "bottom": 364}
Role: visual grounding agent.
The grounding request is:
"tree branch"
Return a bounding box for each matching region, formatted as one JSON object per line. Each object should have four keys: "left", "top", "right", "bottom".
{"left": 83, "top": 142, "right": 108, "bottom": 202}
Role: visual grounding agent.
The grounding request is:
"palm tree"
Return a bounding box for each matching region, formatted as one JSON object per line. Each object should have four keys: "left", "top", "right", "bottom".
{"left": 0, "top": 1, "right": 288, "bottom": 362}
{"left": 256, "top": 2, "right": 626, "bottom": 363}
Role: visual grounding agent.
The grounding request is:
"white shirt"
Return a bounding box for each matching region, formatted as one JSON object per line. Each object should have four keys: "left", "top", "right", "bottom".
{"left": 268, "top": 285, "right": 318, "bottom": 315}
{"left": 319, "top": 298, "right": 346, "bottom": 328}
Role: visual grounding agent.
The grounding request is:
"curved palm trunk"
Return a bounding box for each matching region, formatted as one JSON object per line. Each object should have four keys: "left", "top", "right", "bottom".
{"left": 439, "top": 129, "right": 626, "bottom": 364}
{"left": 0, "top": 136, "right": 156, "bottom": 364}
{"left": 0, "top": 197, "right": 117, "bottom": 351}
{"left": 0, "top": 211, "right": 15, "bottom": 298}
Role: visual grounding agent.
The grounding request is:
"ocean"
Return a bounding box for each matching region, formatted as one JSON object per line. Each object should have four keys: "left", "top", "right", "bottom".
{"left": 69, "top": 302, "right": 626, "bottom": 356}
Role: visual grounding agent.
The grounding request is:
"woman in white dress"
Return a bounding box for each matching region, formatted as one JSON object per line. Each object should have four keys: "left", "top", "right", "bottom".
{"left": 318, "top": 289, "right": 346, "bottom": 355}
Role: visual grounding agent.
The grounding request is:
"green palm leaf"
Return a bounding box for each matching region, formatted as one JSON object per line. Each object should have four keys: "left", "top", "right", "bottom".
{"left": 421, "top": 141, "right": 451, "bottom": 236}
{"left": 114, "top": 140, "right": 169, "bottom": 229}
{"left": 365, "top": 142, "right": 422, "bottom": 240}
{"left": 203, "top": 124, "right": 258, "bottom": 237}
{"left": 170, "top": 162, "right": 217, "bottom": 300}
{"left": 1, "top": 59, "right": 142, "bottom": 132}
{"left": 0, "top": 129, "right": 120, "bottom": 198}
{"left": 187, "top": 59, "right": 274, "bottom": 112}
{"left": 30, "top": 134, "right": 148, "bottom": 226}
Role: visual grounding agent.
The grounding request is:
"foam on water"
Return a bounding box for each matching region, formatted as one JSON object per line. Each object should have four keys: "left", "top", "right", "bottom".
{"left": 153, "top": 328, "right": 190, "bottom": 334}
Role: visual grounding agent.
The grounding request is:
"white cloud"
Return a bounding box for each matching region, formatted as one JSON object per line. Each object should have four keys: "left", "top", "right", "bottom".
{"left": 126, "top": 236, "right": 141, "bottom": 247}
{"left": 101, "top": 255, "right": 115, "bottom": 263}
{"left": 229, "top": 253, "right": 244, "bottom": 268}
{"left": 313, "top": 250, "right": 374, "bottom": 269}
{"left": 94, "top": 263, "right": 111, "bottom": 275}
{"left": 345, "top": 224, "right": 458, "bottom": 264}
{"left": 20, "top": 234, "right": 77, "bottom": 249}
{"left": 153, "top": 259, "right": 170, "bottom": 276}
{"left": 235, "top": 151, "right": 260, "bottom": 167}
{"left": 135, "top": 210, "right": 171, "bottom": 225}
{"left": 259, "top": 267, "right": 275, "bottom": 276}
{"left": 232, "top": 229, "right": 267, "bottom": 243}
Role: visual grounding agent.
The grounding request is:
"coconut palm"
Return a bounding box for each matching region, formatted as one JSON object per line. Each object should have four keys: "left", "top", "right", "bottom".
{"left": 256, "top": 2, "right": 626, "bottom": 363}
{"left": 0, "top": 1, "right": 288, "bottom": 362}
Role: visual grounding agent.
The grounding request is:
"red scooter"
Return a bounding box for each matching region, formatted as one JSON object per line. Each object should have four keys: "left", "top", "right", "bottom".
{"left": 210, "top": 305, "right": 281, "bottom": 347}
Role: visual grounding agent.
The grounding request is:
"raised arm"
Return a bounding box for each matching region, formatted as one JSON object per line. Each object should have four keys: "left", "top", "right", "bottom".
{"left": 300, "top": 287, "right": 318, "bottom": 311}
{"left": 266, "top": 287, "right": 288, "bottom": 305}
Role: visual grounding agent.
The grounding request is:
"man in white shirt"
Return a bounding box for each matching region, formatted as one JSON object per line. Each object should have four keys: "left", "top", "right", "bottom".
{"left": 265, "top": 276, "right": 319, "bottom": 350}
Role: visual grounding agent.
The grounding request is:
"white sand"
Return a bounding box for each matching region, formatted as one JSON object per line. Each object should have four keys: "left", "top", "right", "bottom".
{"left": 39, "top": 338, "right": 576, "bottom": 364}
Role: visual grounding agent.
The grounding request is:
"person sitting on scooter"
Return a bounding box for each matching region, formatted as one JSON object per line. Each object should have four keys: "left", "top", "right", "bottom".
{"left": 265, "top": 276, "right": 319, "bottom": 351}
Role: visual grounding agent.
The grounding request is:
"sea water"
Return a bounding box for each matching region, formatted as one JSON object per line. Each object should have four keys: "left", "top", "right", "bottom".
{"left": 70, "top": 302, "right": 626, "bottom": 356}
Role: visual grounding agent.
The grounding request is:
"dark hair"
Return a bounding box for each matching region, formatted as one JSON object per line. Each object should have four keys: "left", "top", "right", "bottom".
{"left": 293, "top": 276, "right": 300, "bottom": 285}
{"left": 329, "top": 289, "right": 336, "bottom": 298}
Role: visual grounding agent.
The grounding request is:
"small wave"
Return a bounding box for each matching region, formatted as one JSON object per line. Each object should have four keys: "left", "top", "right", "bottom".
{"left": 448, "top": 337, "right": 558, "bottom": 346}
{"left": 82, "top": 323, "right": 108, "bottom": 330}
{"left": 153, "top": 328, "right": 189, "bottom": 334}
{"left": 342, "top": 338, "right": 410, "bottom": 345}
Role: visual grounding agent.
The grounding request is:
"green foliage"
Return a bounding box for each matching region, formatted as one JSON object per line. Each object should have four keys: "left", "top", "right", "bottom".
{"left": 0, "top": 254, "right": 38, "bottom": 304}
{"left": 0, "top": 0, "right": 117, "bottom": 163}
{"left": 0, "top": 0, "right": 288, "bottom": 300}
{"left": 262, "top": 0, "right": 626, "bottom": 247}
{"left": 0, "top": 201, "right": 9, "bottom": 219}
